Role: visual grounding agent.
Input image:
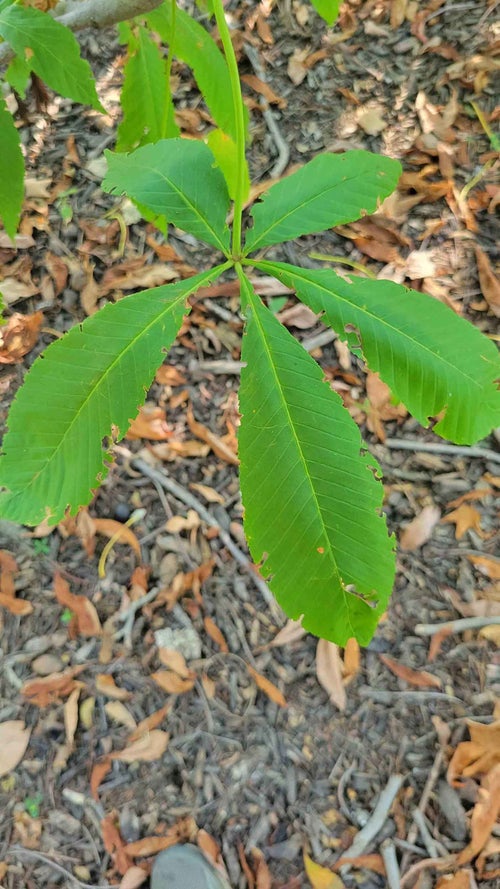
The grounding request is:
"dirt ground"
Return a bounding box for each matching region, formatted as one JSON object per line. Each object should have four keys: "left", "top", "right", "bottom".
{"left": 0, "top": 1, "right": 499, "bottom": 888}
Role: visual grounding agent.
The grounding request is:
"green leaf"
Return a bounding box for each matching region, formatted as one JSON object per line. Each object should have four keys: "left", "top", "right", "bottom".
{"left": 238, "top": 274, "right": 395, "bottom": 645}
{"left": 0, "top": 265, "right": 227, "bottom": 527}
{"left": 309, "top": 0, "right": 341, "bottom": 25}
{"left": 117, "top": 25, "right": 177, "bottom": 151}
{"left": 0, "top": 97, "right": 24, "bottom": 238}
{"left": 244, "top": 151, "right": 401, "bottom": 254}
{"left": 0, "top": 5, "right": 103, "bottom": 111}
{"left": 103, "top": 139, "right": 231, "bottom": 254}
{"left": 255, "top": 261, "right": 500, "bottom": 445}
{"left": 206, "top": 128, "right": 250, "bottom": 202}
{"left": 147, "top": 3, "right": 247, "bottom": 142}
{"left": 5, "top": 53, "right": 31, "bottom": 97}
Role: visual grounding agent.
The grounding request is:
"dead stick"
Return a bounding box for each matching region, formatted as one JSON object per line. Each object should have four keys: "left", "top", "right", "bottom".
{"left": 340, "top": 774, "right": 404, "bottom": 869}
{"left": 415, "top": 616, "right": 500, "bottom": 636}
{"left": 383, "top": 438, "right": 500, "bottom": 465}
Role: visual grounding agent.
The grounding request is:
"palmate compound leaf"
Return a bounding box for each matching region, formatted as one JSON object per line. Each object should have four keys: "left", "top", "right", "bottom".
{"left": 243, "top": 150, "right": 401, "bottom": 254}
{"left": 255, "top": 261, "right": 500, "bottom": 445}
{"left": 0, "top": 4, "right": 103, "bottom": 111}
{"left": 0, "top": 266, "right": 227, "bottom": 527}
{"left": 103, "top": 140, "right": 231, "bottom": 255}
{"left": 238, "top": 274, "right": 395, "bottom": 645}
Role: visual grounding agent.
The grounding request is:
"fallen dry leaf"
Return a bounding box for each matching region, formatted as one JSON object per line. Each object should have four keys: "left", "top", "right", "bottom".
{"left": 304, "top": 852, "right": 344, "bottom": 888}
{"left": 448, "top": 718, "right": 500, "bottom": 782}
{"left": 158, "top": 648, "right": 193, "bottom": 678}
{"left": 105, "top": 701, "right": 137, "bottom": 730}
{"left": 189, "top": 482, "right": 225, "bottom": 504}
{"left": 111, "top": 729, "right": 169, "bottom": 763}
{"left": 241, "top": 73, "right": 286, "bottom": 108}
{"left": 54, "top": 572, "right": 102, "bottom": 636}
{"left": 457, "top": 764, "right": 500, "bottom": 864}
{"left": 270, "top": 619, "right": 307, "bottom": 648}
{"left": 0, "top": 276, "right": 38, "bottom": 305}
{"left": 343, "top": 638, "right": 361, "bottom": 684}
{"left": 165, "top": 509, "right": 200, "bottom": 534}
{"left": 64, "top": 686, "right": 80, "bottom": 748}
{"left": 96, "top": 674, "right": 131, "bottom": 700}
{"left": 0, "top": 311, "right": 43, "bottom": 364}
{"left": 247, "top": 666, "right": 287, "bottom": 708}
{"left": 278, "top": 302, "right": 319, "bottom": 329}
{"left": 400, "top": 505, "right": 440, "bottom": 550}
{"left": 187, "top": 405, "right": 239, "bottom": 465}
{"left": 332, "top": 853, "right": 385, "bottom": 876}
{"left": 203, "top": 616, "right": 229, "bottom": 652}
{"left": 21, "top": 666, "right": 86, "bottom": 707}
{"left": 128, "top": 704, "right": 171, "bottom": 743}
{"left": 442, "top": 504, "right": 483, "bottom": 539}
{"left": 379, "top": 654, "right": 441, "bottom": 689}
{"left": 316, "top": 639, "right": 346, "bottom": 711}
{"left": 467, "top": 555, "right": 500, "bottom": 580}
{"left": 0, "top": 550, "right": 32, "bottom": 615}
{"left": 152, "top": 670, "right": 195, "bottom": 695}
{"left": 0, "top": 721, "right": 31, "bottom": 777}
{"left": 475, "top": 245, "right": 500, "bottom": 317}
{"left": 101, "top": 811, "right": 132, "bottom": 877}
{"left": 124, "top": 836, "right": 178, "bottom": 857}
{"left": 155, "top": 365, "right": 187, "bottom": 386}
{"left": 119, "top": 867, "right": 148, "bottom": 889}
{"left": 126, "top": 404, "right": 171, "bottom": 440}
{"left": 436, "top": 872, "right": 474, "bottom": 889}
{"left": 90, "top": 759, "right": 112, "bottom": 800}
{"left": 0, "top": 589, "right": 33, "bottom": 616}
{"left": 357, "top": 107, "right": 386, "bottom": 136}
{"left": 93, "top": 518, "right": 142, "bottom": 560}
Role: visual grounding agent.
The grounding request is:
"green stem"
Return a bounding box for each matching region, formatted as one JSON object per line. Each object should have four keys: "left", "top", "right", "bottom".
{"left": 212, "top": 0, "right": 247, "bottom": 260}
{"left": 161, "top": 0, "right": 177, "bottom": 139}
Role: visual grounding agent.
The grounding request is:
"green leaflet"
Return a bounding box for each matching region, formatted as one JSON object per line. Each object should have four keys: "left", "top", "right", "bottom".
{"left": 0, "top": 265, "right": 228, "bottom": 526}
{"left": 0, "top": 5, "right": 103, "bottom": 111}
{"left": 206, "top": 128, "right": 250, "bottom": 202}
{"left": 238, "top": 274, "right": 395, "bottom": 645}
{"left": 103, "top": 140, "right": 231, "bottom": 254}
{"left": 244, "top": 151, "right": 401, "bottom": 254}
{"left": 147, "top": 3, "right": 242, "bottom": 141}
{"left": 117, "top": 26, "right": 177, "bottom": 151}
{"left": 5, "top": 54, "right": 31, "bottom": 98}
{"left": 309, "top": 0, "right": 341, "bottom": 25}
{"left": 255, "top": 261, "right": 500, "bottom": 445}
{"left": 0, "top": 97, "right": 24, "bottom": 238}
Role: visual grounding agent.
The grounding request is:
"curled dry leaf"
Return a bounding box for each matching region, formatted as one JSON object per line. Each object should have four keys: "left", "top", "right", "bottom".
{"left": 165, "top": 509, "right": 200, "bottom": 534}
{"left": 447, "top": 718, "right": 500, "bottom": 782}
{"left": 101, "top": 811, "right": 133, "bottom": 877}
{"left": 475, "top": 245, "right": 500, "bottom": 317}
{"left": 54, "top": 572, "right": 101, "bottom": 636}
{"left": 21, "top": 665, "right": 86, "bottom": 707}
{"left": 457, "top": 764, "right": 500, "bottom": 865}
{"left": 93, "top": 518, "right": 142, "bottom": 560}
{"left": 304, "top": 853, "right": 345, "bottom": 888}
{"left": 128, "top": 704, "right": 171, "bottom": 743}
{"left": 187, "top": 405, "right": 239, "bottom": 465}
{"left": 0, "top": 550, "right": 32, "bottom": 615}
{"left": 96, "top": 674, "right": 131, "bottom": 700}
{"left": 110, "top": 729, "right": 169, "bottom": 763}
{"left": 467, "top": 555, "right": 500, "bottom": 581}
{"left": 152, "top": 670, "right": 195, "bottom": 695}
{"left": 119, "top": 866, "right": 148, "bottom": 889}
{"left": 105, "top": 701, "right": 137, "bottom": 730}
{"left": 0, "top": 721, "right": 31, "bottom": 777}
{"left": 247, "top": 666, "right": 287, "bottom": 708}
{"left": 399, "top": 504, "right": 440, "bottom": 551}
{"left": 442, "top": 504, "right": 483, "bottom": 539}
{"left": 0, "top": 311, "right": 43, "bottom": 364}
{"left": 90, "top": 759, "right": 112, "bottom": 800}
{"left": 158, "top": 647, "right": 193, "bottom": 678}
{"left": 126, "top": 404, "right": 171, "bottom": 440}
{"left": 379, "top": 654, "right": 441, "bottom": 689}
{"left": 203, "top": 616, "right": 229, "bottom": 652}
{"left": 316, "top": 639, "right": 346, "bottom": 711}
{"left": 270, "top": 618, "right": 307, "bottom": 648}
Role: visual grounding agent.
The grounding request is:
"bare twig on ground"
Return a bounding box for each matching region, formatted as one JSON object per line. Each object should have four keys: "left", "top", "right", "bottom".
{"left": 0, "top": 0, "right": 163, "bottom": 67}
{"left": 412, "top": 810, "right": 447, "bottom": 859}
{"left": 402, "top": 748, "right": 444, "bottom": 872}
{"left": 383, "top": 438, "right": 500, "bottom": 465}
{"left": 360, "top": 688, "right": 463, "bottom": 705}
{"left": 415, "top": 616, "right": 500, "bottom": 636}
{"left": 132, "top": 458, "right": 281, "bottom": 618}
{"left": 113, "top": 586, "right": 160, "bottom": 646}
{"left": 243, "top": 43, "right": 290, "bottom": 178}
{"left": 381, "top": 840, "right": 401, "bottom": 889}
{"left": 400, "top": 856, "right": 454, "bottom": 889}
{"left": 340, "top": 774, "right": 404, "bottom": 870}
{"left": 7, "top": 847, "right": 119, "bottom": 889}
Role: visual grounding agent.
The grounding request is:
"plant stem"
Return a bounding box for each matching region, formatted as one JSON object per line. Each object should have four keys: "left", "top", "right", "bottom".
{"left": 212, "top": 0, "right": 247, "bottom": 260}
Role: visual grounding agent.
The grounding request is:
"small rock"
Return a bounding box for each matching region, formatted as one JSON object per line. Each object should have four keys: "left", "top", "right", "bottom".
{"left": 154, "top": 626, "right": 201, "bottom": 660}
{"left": 31, "top": 653, "right": 63, "bottom": 675}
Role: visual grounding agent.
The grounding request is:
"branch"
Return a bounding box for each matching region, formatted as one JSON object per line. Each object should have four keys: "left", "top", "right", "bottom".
{"left": 0, "top": 0, "right": 163, "bottom": 68}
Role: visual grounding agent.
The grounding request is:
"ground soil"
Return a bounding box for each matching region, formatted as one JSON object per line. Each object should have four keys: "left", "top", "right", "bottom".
{"left": 0, "top": 1, "right": 499, "bottom": 888}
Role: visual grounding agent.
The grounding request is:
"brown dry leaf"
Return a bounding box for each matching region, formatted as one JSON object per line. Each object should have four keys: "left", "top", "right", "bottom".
{"left": 110, "top": 729, "right": 169, "bottom": 763}
{"left": 105, "top": 701, "right": 137, "bottom": 730}
{"left": 332, "top": 854, "right": 385, "bottom": 876}
{"left": 21, "top": 666, "right": 86, "bottom": 707}
{"left": 435, "top": 872, "right": 474, "bottom": 889}
{"left": 154, "top": 439, "right": 210, "bottom": 460}
{"left": 80, "top": 259, "right": 100, "bottom": 315}
{"left": 0, "top": 721, "right": 31, "bottom": 777}
{"left": 124, "top": 835, "right": 178, "bottom": 856}
{"left": 158, "top": 648, "right": 193, "bottom": 678}
{"left": 187, "top": 405, "right": 239, "bottom": 465}
{"left": 12, "top": 810, "right": 42, "bottom": 849}
{"left": 165, "top": 509, "right": 200, "bottom": 534}
{"left": 343, "top": 638, "right": 360, "bottom": 684}
{"left": 448, "top": 719, "right": 500, "bottom": 782}
{"left": 467, "top": 555, "right": 500, "bottom": 580}
{"left": 241, "top": 74, "right": 286, "bottom": 108}
{"left": 457, "top": 764, "right": 500, "bottom": 864}
{"left": 365, "top": 372, "right": 407, "bottom": 441}
{"left": 316, "top": 639, "right": 346, "bottom": 711}
{"left": 442, "top": 504, "right": 483, "bottom": 540}
{"left": 379, "top": 654, "right": 441, "bottom": 688}
{"left": 101, "top": 811, "right": 132, "bottom": 876}
{"left": 93, "top": 518, "right": 142, "bottom": 560}
{"left": 304, "top": 853, "right": 344, "bottom": 888}
{"left": 54, "top": 572, "right": 102, "bottom": 636}
{"left": 287, "top": 47, "right": 311, "bottom": 85}
{"left": 64, "top": 686, "right": 80, "bottom": 748}
{"left": 128, "top": 704, "right": 171, "bottom": 743}
{"left": 152, "top": 670, "right": 195, "bottom": 695}
{"left": 155, "top": 365, "right": 187, "bottom": 386}
{"left": 400, "top": 505, "right": 440, "bottom": 550}
{"left": 475, "top": 246, "right": 500, "bottom": 317}
{"left": 251, "top": 847, "right": 272, "bottom": 889}
{"left": 0, "top": 311, "right": 43, "bottom": 364}
{"left": 204, "top": 616, "right": 229, "bottom": 652}
{"left": 477, "top": 837, "right": 500, "bottom": 880}
{"left": 405, "top": 249, "right": 437, "bottom": 279}
{"left": 126, "top": 404, "right": 171, "bottom": 440}
{"left": 0, "top": 276, "right": 38, "bottom": 305}
{"left": 390, "top": 0, "right": 408, "bottom": 28}
{"left": 0, "top": 550, "right": 32, "bottom": 616}
{"left": 247, "top": 665, "right": 287, "bottom": 708}
{"left": 119, "top": 867, "right": 148, "bottom": 889}
{"left": 479, "top": 624, "right": 500, "bottom": 644}
{"left": 270, "top": 619, "right": 307, "bottom": 648}
{"left": 189, "top": 483, "right": 225, "bottom": 504}
{"left": 99, "top": 261, "right": 178, "bottom": 296}
{"left": 96, "top": 674, "right": 131, "bottom": 700}
{"left": 278, "top": 302, "right": 319, "bottom": 329}
{"left": 357, "top": 107, "right": 387, "bottom": 136}
{"left": 90, "top": 759, "right": 112, "bottom": 800}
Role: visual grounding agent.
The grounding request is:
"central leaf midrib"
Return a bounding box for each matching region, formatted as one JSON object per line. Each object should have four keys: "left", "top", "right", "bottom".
{"left": 247, "top": 286, "right": 356, "bottom": 637}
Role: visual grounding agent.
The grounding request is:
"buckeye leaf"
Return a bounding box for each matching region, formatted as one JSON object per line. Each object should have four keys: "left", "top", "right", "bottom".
{"left": 238, "top": 274, "right": 395, "bottom": 645}
{"left": 103, "top": 140, "right": 231, "bottom": 254}
{"left": 0, "top": 266, "right": 227, "bottom": 527}
{"left": 0, "top": 5, "right": 103, "bottom": 111}
{"left": 0, "top": 97, "right": 24, "bottom": 238}
{"left": 256, "top": 261, "right": 500, "bottom": 445}
{"left": 244, "top": 151, "right": 401, "bottom": 254}
{"left": 310, "top": 0, "right": 341, "bottom": 25}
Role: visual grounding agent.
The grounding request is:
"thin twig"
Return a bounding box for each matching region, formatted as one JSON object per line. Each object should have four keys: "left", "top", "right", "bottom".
{"left": 132, "top": 458, "right": 281, "bottom": 618}
{"left": 7, "top": 847, "right": 119, "bottom": 889}
{"left": 402, "top": 748, "right": 443, "bottom": 872}
{"left": 415, "top": 616, "right": 500, "bottom": 636}
{"left": 359, "top": 688, "right": 463, "bottom": 705}
{"left": 400, "top": 856, "right": 454, "bottom": 889}
{"left": 113, "top": 586, "right": 160, "bottom": 646}
{"left": 381, "top": 840, "right": 401, "bottom": 889}
{"left": 340, "top": 774, "right": 404, "bottom": 869}
{"left": 243, "top": 43, "right": 290, "bottom": 178}
{"left": 383, "top": 438, "right": 500, "bottom": 465}
{"left": 412, "top": 810, "right": 446, "bottom": 859}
